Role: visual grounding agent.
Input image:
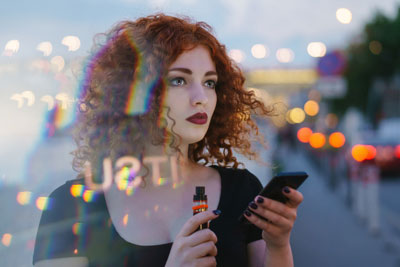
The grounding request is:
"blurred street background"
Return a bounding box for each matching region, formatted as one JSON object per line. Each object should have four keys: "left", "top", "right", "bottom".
{"left": 1, "top": 0, "right": 400, "bottom": 266}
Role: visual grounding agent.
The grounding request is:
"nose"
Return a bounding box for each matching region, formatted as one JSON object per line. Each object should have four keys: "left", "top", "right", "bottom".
{"left": 190, "top": 84, "right": 208, "bottom": 106}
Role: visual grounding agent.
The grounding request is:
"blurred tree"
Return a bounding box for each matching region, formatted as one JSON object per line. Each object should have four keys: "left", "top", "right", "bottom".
{"left": 330, "top": 7, "right": 400, "bottom": 126}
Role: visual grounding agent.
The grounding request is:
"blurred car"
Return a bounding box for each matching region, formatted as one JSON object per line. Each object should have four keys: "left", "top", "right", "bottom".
{"left": 350, "top": 118, "right": 400, "bottom": 177}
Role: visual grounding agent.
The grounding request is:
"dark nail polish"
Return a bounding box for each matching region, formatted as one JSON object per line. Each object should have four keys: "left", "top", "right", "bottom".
{"left": 244, "top": 210, "right": 251, "bottom": 216}
{"left": 249, "top": 202, "right": 258, "bottom": 209}
{"left": 283, "top": 186, "right": 290, "bottom": 193}
{"left": 213, "top": 209, "right": 221, "bottom": 215}
{"left": 256, "top": 197, "right": 264, "bottom": 203}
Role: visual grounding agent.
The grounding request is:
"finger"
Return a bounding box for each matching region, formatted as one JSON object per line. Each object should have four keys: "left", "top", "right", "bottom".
{"left": 189, "top": 240, "right": 218, "bottom": 258}
{"left": 196, "top": 256, "right": 217, "bottom": 267}
{"left": 243, "top": 209, "right": 270, "bottom": 230}
{"left": 252, "top": 197, "right": 296, "bottom": 221}
{"left": 177, "top": 210, "right": 221, "bottom": 237}
{"left": 248, "top": 204, "right": 292, "bottom": 228}
{"left": 186, "top": 229, "right": 218, "bottom": 247}
{"left": 282, "top": 187, "right": 304, "bottom": 208}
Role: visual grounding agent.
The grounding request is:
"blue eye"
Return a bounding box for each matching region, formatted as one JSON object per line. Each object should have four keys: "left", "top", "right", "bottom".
{"left": 205, "top": 80, "right": 217, "bottom": 89}
{"left": 169, "top": 77, "right": 185, "bottom": 86}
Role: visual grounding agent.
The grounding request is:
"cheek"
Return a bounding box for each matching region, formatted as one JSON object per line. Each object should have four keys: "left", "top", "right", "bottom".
{"left": 208, "top": 91, "right": 217, "bottom": 112}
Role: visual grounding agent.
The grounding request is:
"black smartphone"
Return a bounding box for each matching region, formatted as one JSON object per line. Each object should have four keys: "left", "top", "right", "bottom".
{"left": 239, "top": 171, "right": 308, "bottom": 224}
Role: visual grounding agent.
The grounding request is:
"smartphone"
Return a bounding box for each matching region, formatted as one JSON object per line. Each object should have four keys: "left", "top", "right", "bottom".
{"left": 239, "top": 171, "right": 308, "bottom": 224}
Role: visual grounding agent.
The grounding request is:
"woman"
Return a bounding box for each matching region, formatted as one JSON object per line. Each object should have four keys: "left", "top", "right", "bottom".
{"left": 33, "top": 14, "right": 303, "bottom": 267}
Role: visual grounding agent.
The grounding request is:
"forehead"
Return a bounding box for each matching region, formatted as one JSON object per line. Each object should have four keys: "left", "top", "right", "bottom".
{"left": 169, "top": 45, "right": 216, "bottom": 71}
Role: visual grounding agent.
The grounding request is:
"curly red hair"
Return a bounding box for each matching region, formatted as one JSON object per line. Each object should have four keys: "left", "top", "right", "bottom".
{"left": 72, "top": 13, "right": 272, "bottom": 176}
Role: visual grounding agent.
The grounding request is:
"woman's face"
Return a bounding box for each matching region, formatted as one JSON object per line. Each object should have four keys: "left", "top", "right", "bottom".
{"left": 164, "top": 45, "right": 218, "bottom": 145}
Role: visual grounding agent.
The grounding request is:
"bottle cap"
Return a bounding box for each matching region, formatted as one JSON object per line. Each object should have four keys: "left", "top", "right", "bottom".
{"left": 196, "top": 186, "right": 205, "bottom": 196}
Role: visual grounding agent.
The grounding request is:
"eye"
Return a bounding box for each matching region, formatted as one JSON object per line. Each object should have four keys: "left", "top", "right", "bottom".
{"left": 169, "top": 77, "right": 186, "bottom": 86}
{"left": 204, "top": 80, "right": 217, "bottom": 89}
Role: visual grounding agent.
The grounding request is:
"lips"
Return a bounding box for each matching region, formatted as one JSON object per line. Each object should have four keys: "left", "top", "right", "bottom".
{"left": 186, "top": 112, "right": 208, "bottom": 125}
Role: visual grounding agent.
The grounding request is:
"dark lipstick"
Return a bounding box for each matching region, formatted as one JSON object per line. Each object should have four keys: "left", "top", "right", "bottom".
{"left": 186, "top": 112, "right": 208, "bottom": 125}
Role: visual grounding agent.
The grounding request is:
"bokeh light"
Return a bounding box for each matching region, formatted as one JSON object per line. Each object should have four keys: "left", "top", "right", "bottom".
{"left": 304, "top": 100, "right": 319, "bottom": 116}
{"left": 336, "top": 8, "right": 352, "bottom": 24}
{"left": 16, "top": 191, "right": 32, "bottom": 205}
{"left": 62, "top": 35, "right": 81, "bottom": 51}
{"left": 123, "top": 214, "right": 129, "bottom": 226}
{"left": 4, "top": 40, "right": 20, "bottom": 56}
{"left": 365, "top": 145, "right": 377, "bottom": 160}
{"left": 10, "top": 93, "right": 24, "bottom": 108}
{"left": 276, "top": 48, "right": 294, "bottom": 63}
{"left": 351, "top": 145, "right": 368, "bottom": 162}
{"left": 21, "top": 91, "right": 35, "bottom": 106}
{"left": 229, "top": 49, "right": 244, "bottom": 63}
{"left": 325, "top": 113, "right": 338, "bottom": 129}
{"left": 369, "top": 40, "right": 382, "bottom": 55}
{"left": 36, "top": 197, "right": 51, "bottom": 210}
{"left": 83, "top": 190, "right": 96, "bottom": 202}
{"left": 70, "top": 184, "right": 84, "bottom": 197}
{"left": 297, "top": 127, "right": 313, "bottom": 143}
{"left": 154, "top": 205, "right": 159, "bottom": 212}
{"left": 51, "top": 56, "right": 65, "bottom": 72}
{"left": 328, "top": 132, "right": 346, "bottom": 148}
{"left": 309, "top": 133, "right": 326, "bottom": 148}
{"left": 41, "top": 95, "right": 55, "bottom": 110}
{"left": 157, "top": 177, "right": 167, "bottom": 186}
{"left": 37, "top": 41, "right": 53, "bottom": 56}
{"left": 396, "top": 145, "right": 400, "bottom": 159}
{"left": 55, "top": 93, "right": 72, "bottom": 110}
{"left": 72, "top": 222, "right": 83, "bottom": 235}
{"left": 2, "top": 233, "right": 12, "bottom": 247}
{"left": 289, "top": 108, "right": 306, "bottom": 123}
{"left": 251, "top": 44, "right": 268, "bottom": 59}
{"left": 307, "top": 42, "right": 326, "bottom": 57}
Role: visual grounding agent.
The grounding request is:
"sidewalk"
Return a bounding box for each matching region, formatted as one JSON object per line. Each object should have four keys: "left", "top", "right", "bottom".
{"left": 271, "top": 145, "right": 399, "bottom": 267}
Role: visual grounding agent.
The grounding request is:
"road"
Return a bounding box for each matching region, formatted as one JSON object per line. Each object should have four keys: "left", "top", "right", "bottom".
{"left": 271, "top": 143, "right": 400, "bottom": 267}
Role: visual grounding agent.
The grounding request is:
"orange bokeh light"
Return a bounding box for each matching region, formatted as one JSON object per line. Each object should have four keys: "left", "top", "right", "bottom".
{"left": 297, "top": 127, "right": 313, "bottom": 143}
{"left": 309, "top": 133, "right": 326, "bottom": 148}
{"left": 365, "top": 145, "right": 376, "bottom": 160}
{"left": 304, "top": 100, "right": 319, "bottom": 116}
{"left": 351, "top": 145, "right": 368, "bottom": 162}
{"left": 328, "top": 132, "right": 346, "bottom": 148}
{"left": 395, "top": 145, "right": 400, "bottom": 159}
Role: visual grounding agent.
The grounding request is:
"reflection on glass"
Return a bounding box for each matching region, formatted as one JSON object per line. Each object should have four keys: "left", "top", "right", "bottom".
{"left": 4, "top": 40, "right": 20, "bottom": 56}
{"left": 61, "top": 35, "right": 81, "bottom": 51}
{"left": 37, "top": 41, "right": 53, "bottom": 56}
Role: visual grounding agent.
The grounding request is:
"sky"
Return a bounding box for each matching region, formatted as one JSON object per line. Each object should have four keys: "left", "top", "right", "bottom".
{"left": 1, "top": 0, "right": 399, "bottom": 68}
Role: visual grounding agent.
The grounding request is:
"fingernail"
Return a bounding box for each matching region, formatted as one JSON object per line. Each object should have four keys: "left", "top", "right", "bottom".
{"left": 256, "top": 197, "right": 264, "bottom": 203}
{"left": 249, "top": 201, "right": 258, "bottom": 209}
{"left": 244, "top": 210, "right": 251, "bottom": 216}
{"left": 213, "top": 209, "right": 221, "bottom": 215}
{"left": 283, "top": 186, "right": 290, "bottom": 193}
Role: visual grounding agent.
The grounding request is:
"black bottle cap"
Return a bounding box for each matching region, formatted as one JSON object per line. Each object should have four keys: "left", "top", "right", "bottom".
{"left": 195, "top": 186, "right": 205, "bottom": 196}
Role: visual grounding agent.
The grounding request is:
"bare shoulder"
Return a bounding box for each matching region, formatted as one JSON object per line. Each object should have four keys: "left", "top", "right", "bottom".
{"left": 34, "top": 257, "right": 89, "bottom": 267}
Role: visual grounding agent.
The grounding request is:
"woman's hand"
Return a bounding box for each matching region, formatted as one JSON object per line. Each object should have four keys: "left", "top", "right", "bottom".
{"left": 244, "top": 187, "right": 303, "bottom": 249}
{"left": 165, "top": 210, "right": 221, "bottom": 267}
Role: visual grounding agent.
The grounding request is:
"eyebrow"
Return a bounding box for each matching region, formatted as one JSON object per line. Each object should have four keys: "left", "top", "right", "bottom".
{"left": 168, "top": 68, "right": 217, "bottom": 76}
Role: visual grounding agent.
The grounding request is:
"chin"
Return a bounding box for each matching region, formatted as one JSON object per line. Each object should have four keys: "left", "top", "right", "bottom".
{"left": 179, "top": 132, "right": 207, "bottom": 145}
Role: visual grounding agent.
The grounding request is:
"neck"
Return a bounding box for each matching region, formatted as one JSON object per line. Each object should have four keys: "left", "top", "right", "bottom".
{"left": 142, "top": 141, "right": 200, "bottom": 186}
